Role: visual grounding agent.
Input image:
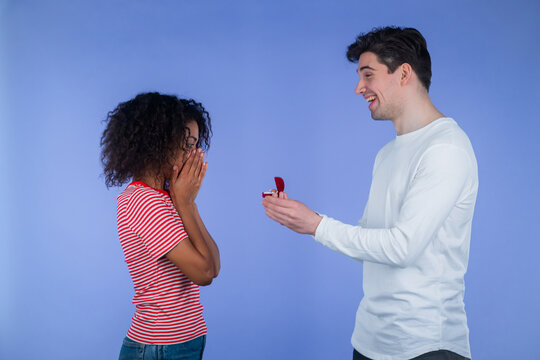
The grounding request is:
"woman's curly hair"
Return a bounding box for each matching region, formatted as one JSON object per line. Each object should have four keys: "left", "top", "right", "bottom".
{"left": 100, "top": 92, "right": 212, "bottom": 188}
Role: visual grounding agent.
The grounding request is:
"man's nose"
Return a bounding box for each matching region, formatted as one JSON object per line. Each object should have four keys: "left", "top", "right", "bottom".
{"left": 355, "top": 79, "right": 366, "bottom": 95}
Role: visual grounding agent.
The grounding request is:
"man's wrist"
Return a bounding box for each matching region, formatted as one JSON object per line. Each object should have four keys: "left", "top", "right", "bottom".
{"left": 310, "top": 213, "right": 323, "bottom": 236}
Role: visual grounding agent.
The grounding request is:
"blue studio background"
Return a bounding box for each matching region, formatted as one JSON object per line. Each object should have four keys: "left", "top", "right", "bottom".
{"left": 1, "top": 0, "right": 539, "bottom": 359}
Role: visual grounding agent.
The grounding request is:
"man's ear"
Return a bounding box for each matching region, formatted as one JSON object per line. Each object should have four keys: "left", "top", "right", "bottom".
{"left": 399, "top": 63, "right": 413, "bottom": 86}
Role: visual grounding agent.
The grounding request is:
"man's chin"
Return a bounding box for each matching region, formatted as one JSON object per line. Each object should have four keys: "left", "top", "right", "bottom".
{"left": 370, "top": 112, "right": 390, "bottom": 121}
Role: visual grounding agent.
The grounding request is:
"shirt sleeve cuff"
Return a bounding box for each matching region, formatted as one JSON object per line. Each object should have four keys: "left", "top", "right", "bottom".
{"left": 313, "top": 213, "right": 328, "bottom": 243}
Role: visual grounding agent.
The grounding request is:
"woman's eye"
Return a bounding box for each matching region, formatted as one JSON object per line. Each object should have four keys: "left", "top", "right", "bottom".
{"left": 365, "top": 74, "right": 372, "bottom": 78}
{"left": 187, "top": 143, "right": 194, "bottom": 149}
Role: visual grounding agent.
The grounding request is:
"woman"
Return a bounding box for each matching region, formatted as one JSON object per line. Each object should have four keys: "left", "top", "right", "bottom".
{"left": 101, "top": 92, "right": 220, "bottom": 360}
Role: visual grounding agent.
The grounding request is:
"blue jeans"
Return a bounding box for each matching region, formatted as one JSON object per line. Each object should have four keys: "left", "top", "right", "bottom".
{"left": 118, "top": 335, "right": 206, "bottom": 360}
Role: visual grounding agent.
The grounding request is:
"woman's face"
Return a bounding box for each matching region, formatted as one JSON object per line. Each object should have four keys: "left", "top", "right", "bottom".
{"left": 178, "top": 120, "right": 200, "bottom": 166}
{"left": 161, "top": 121, "right": 199, "bottom": 182}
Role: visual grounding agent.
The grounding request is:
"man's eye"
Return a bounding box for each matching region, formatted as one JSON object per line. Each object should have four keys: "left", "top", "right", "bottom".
{"left": 365, "top": 74, "right": 372, "bottom": 78}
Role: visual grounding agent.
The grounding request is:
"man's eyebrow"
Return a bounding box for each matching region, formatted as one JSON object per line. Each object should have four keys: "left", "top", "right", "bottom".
{"left": 357, "top": 65, "right": 376, "bottom": 73}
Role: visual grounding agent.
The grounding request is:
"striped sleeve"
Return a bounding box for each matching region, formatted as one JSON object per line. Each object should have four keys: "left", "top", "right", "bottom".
{"left": 125, "top": 188, "right": 188, "bottom": 260}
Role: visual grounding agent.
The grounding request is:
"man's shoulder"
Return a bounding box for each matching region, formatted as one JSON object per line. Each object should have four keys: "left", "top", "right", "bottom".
{"left": 420, "top": 119, "right": 478, "bottom": 173}
{"left": 424, "top": 118, "right": 473, "bottom": 150}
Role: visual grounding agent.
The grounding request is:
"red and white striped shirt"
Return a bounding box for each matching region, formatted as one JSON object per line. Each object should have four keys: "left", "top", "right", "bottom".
{"left": 117, "top": 181, "right": 207, "bottom": 344}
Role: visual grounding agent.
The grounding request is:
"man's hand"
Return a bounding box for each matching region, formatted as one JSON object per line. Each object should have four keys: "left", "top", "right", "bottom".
{"left": 262, "top": 191, "right": 323, "bottom": 235}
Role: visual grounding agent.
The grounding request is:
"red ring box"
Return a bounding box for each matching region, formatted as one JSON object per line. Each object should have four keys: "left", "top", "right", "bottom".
{"left": 262, "top": 177, "right": 284, "bottom": 198}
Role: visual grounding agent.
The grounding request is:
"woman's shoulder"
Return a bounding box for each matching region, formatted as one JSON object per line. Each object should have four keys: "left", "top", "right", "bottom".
{"left": 120, "top": 183, "right": 169, "bottom": 213}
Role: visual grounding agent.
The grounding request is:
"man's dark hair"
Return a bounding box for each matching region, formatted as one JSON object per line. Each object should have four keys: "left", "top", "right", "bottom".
{"left": 346, "top": 26, "right": 432, "bottom": 91}
{"left": 100, "top": 92, "right": 212, "bottom": 188}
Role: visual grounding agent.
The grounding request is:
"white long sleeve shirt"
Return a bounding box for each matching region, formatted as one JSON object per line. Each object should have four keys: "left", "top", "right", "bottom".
{"left": 314, "top": 118, "right": 477, "bottom": 360}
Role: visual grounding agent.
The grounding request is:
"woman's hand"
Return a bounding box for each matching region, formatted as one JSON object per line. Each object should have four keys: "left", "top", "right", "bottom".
{"left": 169, "top": 149, "right": 208, "bottom": 209}
{"left": 166, "top": 149, "right": 219, "bottom": 285}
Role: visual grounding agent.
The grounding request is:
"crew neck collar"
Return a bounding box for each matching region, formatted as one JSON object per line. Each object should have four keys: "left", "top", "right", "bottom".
{"left": 394, "top": 117, "right": 451, "bottom": 144}
{"left": 129, "top": 181, "right": 169, "bottom": 196}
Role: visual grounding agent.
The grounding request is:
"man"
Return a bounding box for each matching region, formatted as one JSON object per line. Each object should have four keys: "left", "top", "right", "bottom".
{"left": 262, "top": 27, "right": 477, "bottom": 360}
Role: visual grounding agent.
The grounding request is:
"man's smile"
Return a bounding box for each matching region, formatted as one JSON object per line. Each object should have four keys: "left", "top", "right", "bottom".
{"left": 365, "top": 95, "right": 377, "bottom": 110}
{"left": 366, "top": 95, "right": 376, "bottom": 102}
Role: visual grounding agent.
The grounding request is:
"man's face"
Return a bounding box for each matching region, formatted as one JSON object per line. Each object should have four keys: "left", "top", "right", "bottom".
{"left": 355, "top": 52, "right": 403, "bottom": 121}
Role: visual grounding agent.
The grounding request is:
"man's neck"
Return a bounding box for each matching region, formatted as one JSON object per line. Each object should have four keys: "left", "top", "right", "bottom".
{"left": 392, "top": 94, "right": 444, "bottom": 136}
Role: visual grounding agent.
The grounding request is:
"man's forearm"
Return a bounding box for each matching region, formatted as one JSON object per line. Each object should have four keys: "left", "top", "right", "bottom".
{"left": 314, "top": 215, "right": 406, "bottom": 266}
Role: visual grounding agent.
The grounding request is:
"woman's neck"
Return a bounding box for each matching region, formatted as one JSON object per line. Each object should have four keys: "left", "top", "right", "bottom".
{"left": 134, "top": 173, "right": 164, "bottom": 190}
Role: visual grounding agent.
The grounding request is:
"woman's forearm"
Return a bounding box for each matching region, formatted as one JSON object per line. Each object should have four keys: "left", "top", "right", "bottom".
{"left": 175, "top": 202, "right": 217, "bottom": 277}
{"left": 193, "top": 204, "right": 220, "bottom": 275}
